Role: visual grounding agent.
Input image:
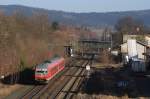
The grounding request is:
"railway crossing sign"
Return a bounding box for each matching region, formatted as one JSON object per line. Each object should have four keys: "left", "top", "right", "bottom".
{"left": 0, "top": 75, "right": 4, "bottom": 79}
{"left": 86, "top": 65, "right": 91, "bottom": 78}
{"left": 86, "top": 65, "right": 90, "bottom": 71}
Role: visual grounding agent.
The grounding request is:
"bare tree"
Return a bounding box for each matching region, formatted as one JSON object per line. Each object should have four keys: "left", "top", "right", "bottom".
{"left": 114, "top": 16, "right": 145, "bottom": 45}
{"left": 115, "top": 16, "right": 145, "bottom": 35}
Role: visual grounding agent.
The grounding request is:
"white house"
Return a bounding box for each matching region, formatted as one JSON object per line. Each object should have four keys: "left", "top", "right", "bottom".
{"left": 121, "top": 40, "right": 149, "bottom": 60}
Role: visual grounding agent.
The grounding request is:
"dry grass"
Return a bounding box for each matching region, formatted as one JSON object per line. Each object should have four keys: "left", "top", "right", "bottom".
{"left": 0, "top": 83, "right": 22, "bottom": 98}
{"left": 93, "top": 62, "right": 122, "bottom": 69}
{"left": 74, "top": 93, "right": 142, "bottom": 99}
{"left": 99, "top": 50, "right": 115, "bottom": 64}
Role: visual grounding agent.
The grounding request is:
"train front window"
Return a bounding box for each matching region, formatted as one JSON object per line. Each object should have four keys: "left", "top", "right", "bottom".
{"left": 36, "top": 71, "right": 47, "bottom": 74}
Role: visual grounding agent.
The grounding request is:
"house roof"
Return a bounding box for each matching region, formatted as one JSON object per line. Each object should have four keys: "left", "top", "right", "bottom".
{"left": 136, "top": 41, "right": 148, "bottom": 47}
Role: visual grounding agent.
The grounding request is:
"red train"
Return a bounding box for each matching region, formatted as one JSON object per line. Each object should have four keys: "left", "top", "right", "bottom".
{"left": 35, "top": 56, "right": 65, "bottom": 83}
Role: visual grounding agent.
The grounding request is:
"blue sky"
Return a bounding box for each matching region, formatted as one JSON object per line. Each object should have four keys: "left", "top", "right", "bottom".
{"left": 0, "top": 0, "right": 150, "bottom": 12}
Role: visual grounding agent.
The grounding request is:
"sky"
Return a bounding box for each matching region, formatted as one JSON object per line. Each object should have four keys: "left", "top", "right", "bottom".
{"left": 0, "top": 0, "right": 150, "bottom": 13}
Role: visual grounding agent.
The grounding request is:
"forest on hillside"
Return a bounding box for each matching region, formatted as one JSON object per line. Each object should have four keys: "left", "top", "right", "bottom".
{"left": 1, "top": 5, "right": 150, "bottom": 27}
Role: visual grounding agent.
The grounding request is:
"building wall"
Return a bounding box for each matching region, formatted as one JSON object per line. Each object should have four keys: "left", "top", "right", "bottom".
{"left": 145, "top": 36, "right": 150, "bottom": 47}
{"left": 121, "top": 42, "right": 146, "bottom": 59}
{"left": 121, "top": 43, "right": 127, "bottom": 53}
{"left": 136, "top": 43, "right": 145, "bottom": 59}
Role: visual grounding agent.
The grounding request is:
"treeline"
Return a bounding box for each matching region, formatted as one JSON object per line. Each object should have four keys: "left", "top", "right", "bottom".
{"left": 0, "top": 11, "right": 86, "bottom": 78}
{"left": 113, "top": 16, "right": 150, "bottom": 46}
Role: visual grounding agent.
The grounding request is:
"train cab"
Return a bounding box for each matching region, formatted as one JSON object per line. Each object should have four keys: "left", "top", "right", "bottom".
{"left": 35, "top": 56, "right": 65, "bottom": 83}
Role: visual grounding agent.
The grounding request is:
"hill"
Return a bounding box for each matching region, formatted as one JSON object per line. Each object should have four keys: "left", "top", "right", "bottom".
{"left": 0, "top": 5, "right": 150, "bottom": 27}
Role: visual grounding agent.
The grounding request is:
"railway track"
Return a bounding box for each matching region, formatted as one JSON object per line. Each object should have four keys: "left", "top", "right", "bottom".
{"left": 20, "top": 85, "right": 45, "bottom": 99}
{"left": 48, "top": 60, "right": 90, "bottom": 99}
{"left": 19, "top": 58, "right": 84, "bottom": 99}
